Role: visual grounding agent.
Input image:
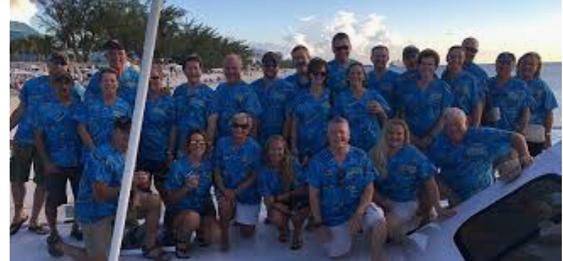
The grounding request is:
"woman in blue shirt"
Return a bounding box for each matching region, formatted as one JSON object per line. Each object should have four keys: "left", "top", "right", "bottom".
{"left": 165, "top": 130, "right": 215, "bottom": 258}
{"left": 334, "top": 62, "right": 389, "bottom": 152}
{"left": 291, "top": 58, "right": 332, "bottom": 165}
{"left": 258, "top": 135, "right": 309, "bottom": 250}
{"left": 370, "top": 119, "right": 455, "bottom": 241}
{"left": 516, "top": 52, "right": 559, "bottom": 156}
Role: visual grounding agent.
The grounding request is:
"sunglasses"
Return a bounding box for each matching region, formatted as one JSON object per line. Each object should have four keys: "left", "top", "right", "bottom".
{"left": 189, "top": 140, "right": 207, "bottom": 146}
{"left": 150, "top": 76, "right": 161, "bottom": 80}
{"left": 311, "top": 71, "right": 327, "bottom": 77}
{"left": 50, "top": 57, "right": 68, "bottom": 66}
{"left": 334, "top": 45, "right": 350, "bottom": 51}
{"left": 465, "top": 47, "right": 478, "bottom": 54}
{"left": 232, "top": 123, "right": 250, "bottom": 130}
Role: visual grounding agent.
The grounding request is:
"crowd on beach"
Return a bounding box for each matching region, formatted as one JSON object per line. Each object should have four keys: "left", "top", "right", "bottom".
{"left": 9, "top": 32, "right": 559, "bottom": 261}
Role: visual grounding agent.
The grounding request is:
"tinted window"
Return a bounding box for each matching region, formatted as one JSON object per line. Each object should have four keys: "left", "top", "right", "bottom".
{"left": 454, "top": 174, "right": 561, "bottom": 261}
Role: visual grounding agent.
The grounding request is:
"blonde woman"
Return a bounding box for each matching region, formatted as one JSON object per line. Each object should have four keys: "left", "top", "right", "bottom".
{"left": 370, "top": 119, "right": 455, "bottom": 241}
{"left": 258, "top": 135, "right": 309, "bottom": 250}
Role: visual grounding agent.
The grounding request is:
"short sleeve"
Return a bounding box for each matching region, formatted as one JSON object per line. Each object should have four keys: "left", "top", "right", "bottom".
{"left": 257, "top": 168, "right": 274, "bottom": 197}
{"left": 164, "top": 162, "right": 183, "bottom": 191}
{"left": 244, "top": 88, "right": 263, "bottom": 118}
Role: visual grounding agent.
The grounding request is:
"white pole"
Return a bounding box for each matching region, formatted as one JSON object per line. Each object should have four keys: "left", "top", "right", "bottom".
{"left": 108, "top": 0, "right": 163, "bottom": 260}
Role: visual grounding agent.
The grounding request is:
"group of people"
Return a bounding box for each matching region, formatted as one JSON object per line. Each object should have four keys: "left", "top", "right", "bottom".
{"left": 9, "top": 33, "right": 558, "bottom": 261}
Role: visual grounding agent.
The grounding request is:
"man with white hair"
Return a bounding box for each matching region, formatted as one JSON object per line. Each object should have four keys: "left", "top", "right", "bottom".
{"left": 207, "top": 54, "right": 262, "bottom": 144}
{"left": 308, "top": 117, "right": 387, "bottom": 260}
{"left": 428, "top": 108, "right": 533, "bottom": 204}
{"left": 214, "top": 112, "right": 262, "bottom": 251}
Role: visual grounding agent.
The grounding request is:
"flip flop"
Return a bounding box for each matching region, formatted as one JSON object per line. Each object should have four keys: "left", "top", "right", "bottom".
{"left": 28, "top": 223, "right": 50, "bottom": 235}
{"left": 10, "top": 215, "right": 28, "bottom": 236}
{"left": 47, "top": 233, "right": 64, "bottom": 257}
{"left": 142, "top": 245, "right": 172, "bottom": 261}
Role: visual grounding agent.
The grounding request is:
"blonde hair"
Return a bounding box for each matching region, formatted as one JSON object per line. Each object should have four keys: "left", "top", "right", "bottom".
{"left": 264, "top": 135, "right": 294, "bottom": 192}
{"left": 369, "top": 119, "right": 411, "bottom": 178}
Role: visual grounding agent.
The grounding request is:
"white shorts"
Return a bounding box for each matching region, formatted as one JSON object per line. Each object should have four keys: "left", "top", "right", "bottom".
{"left": 235, "top": 202, "right": 260, "bottom": 226}
{"left": 323, "top": 203, "right": 386, "bottom": 258}
{"left": 387, "top": 200, "right": 420, "bottom": 236}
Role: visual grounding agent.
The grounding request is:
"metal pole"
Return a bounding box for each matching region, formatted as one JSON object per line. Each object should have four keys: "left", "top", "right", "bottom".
{"left": 108, "top": 0, "right": 163, "bottom": 260}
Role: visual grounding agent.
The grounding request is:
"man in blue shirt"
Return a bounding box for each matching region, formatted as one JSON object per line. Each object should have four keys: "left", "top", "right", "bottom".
{"left": 308, "top": 117, "right": 387, "bottom": 260}
{"left": 251, "top": 51, "right": 294, "bottom": 145}
{"left": 207, "top": 54, "right": 262, "bottom": 144}
{"left": 50, "top": 118, "right": 169, "bottom": 260}
{"left": 462, "top": 37, "right": 489, "bottom": 95}
{"left": 285, "top": 45, "right": 311, "bottom": 94}
{"left": 33, "top": 73, "right": 83, "bottom": 254}
{"left": 172, "top": 55, "right": 214, "bottom": 154}
{"left": 9, "top": 52, "right": 76, "bottom": 236}
{"left": 85, "top": 40, "right": 140, "bottom": 105}
{"left": 429, "top": 108, "right": 533, "bottom": 204}
{"left": 327, "top": 32, "right": 356, "bottom": 102}
{"left": 368, "top": 45, "right": 400, "bottom": 113}
{"left": 76, "top": 68, "right": 132, "bottom": 155}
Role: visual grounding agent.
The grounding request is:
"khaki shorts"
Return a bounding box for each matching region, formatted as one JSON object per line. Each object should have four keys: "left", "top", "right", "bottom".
{"left": 82, "top": 216, "right": 113, "bottom": 259}
{"left": 10, "top": 142, "right": 44, "bottom": 184}
{"left": 323, "top": 203, "right": 386, "bottom": 258}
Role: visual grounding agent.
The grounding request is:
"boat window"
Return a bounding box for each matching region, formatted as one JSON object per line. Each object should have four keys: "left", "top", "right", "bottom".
{"left": 454, "top": 174, "right": 561, "bottom": 261}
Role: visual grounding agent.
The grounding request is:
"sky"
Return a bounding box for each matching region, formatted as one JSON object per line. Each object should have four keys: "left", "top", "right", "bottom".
{"left": 11, "top": 0, "right": 562, "bottom": 64}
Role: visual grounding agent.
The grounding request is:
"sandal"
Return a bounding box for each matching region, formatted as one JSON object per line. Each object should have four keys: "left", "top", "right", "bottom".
{"left": 28, "top": 223, "right": 50, "bottom": 235}
{"left": 175, "top": 240, "right": 191, "bottom": 259}
{"left": 290, "top": 238, "right": 303, "bottom": 250}
{"left": 47, "top": 233, "right": 64, "bottom": 257}
{"left": 10, "top": 215, "right": 28, "bottom": 235}
{"left": 142, "top": 245, "right": 172, "bottom": 261}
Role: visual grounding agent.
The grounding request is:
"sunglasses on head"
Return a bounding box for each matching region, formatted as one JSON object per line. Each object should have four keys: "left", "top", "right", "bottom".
{"left": 335, "top": 45, "right": 350, "bottom": 51}
{"left": 232, "top": 123, "right": 250, "bottom": 130}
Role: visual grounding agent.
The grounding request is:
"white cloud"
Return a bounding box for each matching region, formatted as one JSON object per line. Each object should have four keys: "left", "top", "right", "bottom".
{"left": 299, "top": 15, "right": 317, "bottom": 22}
{"left": 11, "top": 0, "right": 38, "bottom": 24}
{"left": 284, "top": 10, "right": 405, "bottom": 64}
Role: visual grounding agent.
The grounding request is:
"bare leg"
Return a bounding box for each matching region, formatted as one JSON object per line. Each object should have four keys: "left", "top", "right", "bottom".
{"left": 370, "top": 220, "right": 387, "bottom": 261}
{"left": 11, "top": 182, "right": 26, "bottom": 223}
{"left": 290, "top": 207, "right": 310, "bottom": 249}
{"left": 29, "top": 184, "right": 46, "bottom": 227}
{"left": 139, "top": 193, "right": 162, "bottom": 248}
{"left": 218, "top": 197, "right": 234, "bottom": 251}
{"left": 269, "top": 208, "right": 288, "bottom": 242}
{"left": 45, "top": 204, "right": 58, "bottom": 236}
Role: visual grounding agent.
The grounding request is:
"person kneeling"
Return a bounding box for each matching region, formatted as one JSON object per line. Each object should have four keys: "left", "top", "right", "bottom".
{"left": 370, "top": 119, "right": 456, "bottom": 242}
{"left": 49, "top": 118, "right": 169, "bottom": 261}
{"left": 308, "top": 117, "right": 387, "bottom": 261}
{"left": 164, "top": 130, "right": 216, "bottom": 258}
{"left": 259, "top": 135, "right": 310, "bottom": 250}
